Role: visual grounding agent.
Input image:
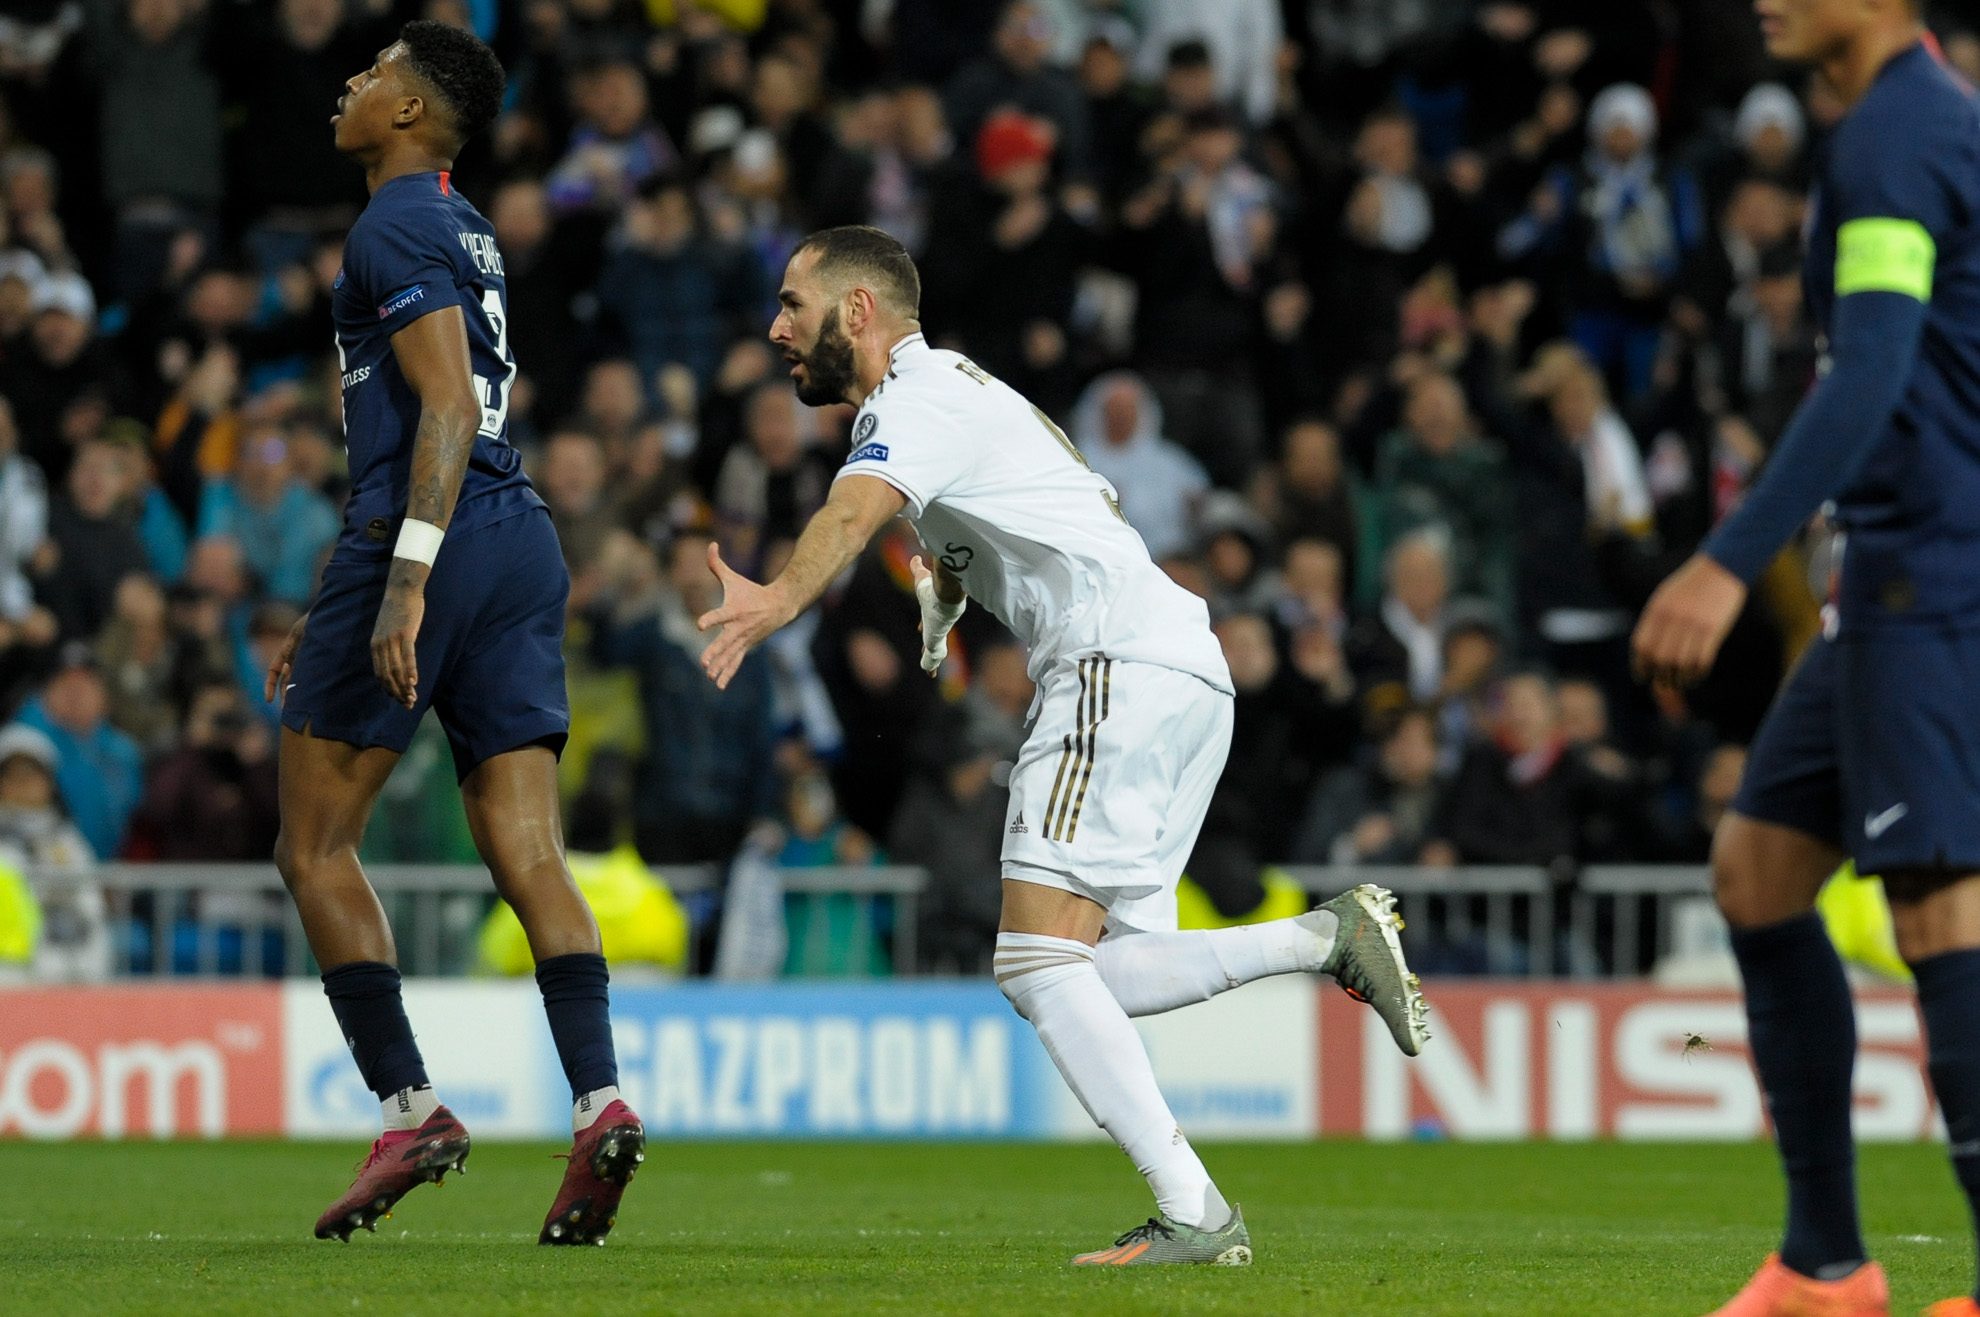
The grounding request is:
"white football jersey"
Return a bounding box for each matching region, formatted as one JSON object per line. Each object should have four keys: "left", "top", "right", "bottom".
{"left": 835, "top": 334, "right": 1233, "bottom": 694}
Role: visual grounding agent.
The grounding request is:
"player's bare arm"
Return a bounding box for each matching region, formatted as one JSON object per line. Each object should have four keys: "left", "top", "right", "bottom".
{"left": 372, "top": 304, "right": 483, "bottom": 707}
{"left": 696, "top": 472, "right": 907, "bottom": 689}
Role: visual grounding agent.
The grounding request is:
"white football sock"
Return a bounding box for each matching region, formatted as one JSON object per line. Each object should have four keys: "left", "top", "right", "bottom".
{"left": 995, "top": 932, "right": 1231, "bottom": 1229}
{"left": 1094, "top": 912, "right": 1338, "bottom": 1017}
{"left": 382, "top": 1084, "right": 439, "bottom": 1132}
{"left": 573, "top": 1085, "right": 622, "bottom": 1133}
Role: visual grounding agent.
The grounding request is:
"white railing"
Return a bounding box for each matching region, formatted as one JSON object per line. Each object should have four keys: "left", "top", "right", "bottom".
{"left": 1282, "top": 864, "right": 1720, "bottom": 978}
{"left": 25, "top": 862, "right": 929, "bottom": 978}
{"left": 24, "top": 861, "right": 1720, "bottom": 980}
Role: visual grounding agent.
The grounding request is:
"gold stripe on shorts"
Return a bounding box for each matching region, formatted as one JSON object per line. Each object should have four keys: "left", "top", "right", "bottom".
{"left": 1062, "top": 658, "right": 1112, "bottom": 842}
{"left": 1042, "top": 658, "right": 1091, "bottom": 840}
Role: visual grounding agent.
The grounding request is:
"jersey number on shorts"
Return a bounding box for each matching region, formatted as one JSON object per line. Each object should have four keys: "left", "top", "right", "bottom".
{"left": 954, "top": 358, "right": 1128, "bottom": 525}
{"left": 473, "top": 287, "right": 518, "bottom": 438}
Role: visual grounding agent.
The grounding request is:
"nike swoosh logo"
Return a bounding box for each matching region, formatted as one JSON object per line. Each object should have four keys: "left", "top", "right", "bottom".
{"left": 1864, "top": 803, "right": 1909, "bottom": 839}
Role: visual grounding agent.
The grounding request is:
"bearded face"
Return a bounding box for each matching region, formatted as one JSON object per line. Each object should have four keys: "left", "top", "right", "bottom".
{"left": 789, "top": 303, "right": 859, "bottom": 406}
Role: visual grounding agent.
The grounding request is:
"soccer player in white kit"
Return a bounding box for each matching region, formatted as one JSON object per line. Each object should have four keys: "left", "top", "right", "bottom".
{"left": 698, "top": 227, "right": 1430, "bottom": 1265}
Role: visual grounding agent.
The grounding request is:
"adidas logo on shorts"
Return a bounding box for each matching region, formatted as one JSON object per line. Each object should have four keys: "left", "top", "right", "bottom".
{"left": 1009, "top": 811, "right": 1028, "bottom": 835}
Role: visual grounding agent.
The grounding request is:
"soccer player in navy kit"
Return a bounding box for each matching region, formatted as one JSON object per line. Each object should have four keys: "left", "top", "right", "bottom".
{"left": 262, "top": 22, "right": 643, "bottom": 1245}
{"left": 1635, "top": 1, "right": 1980, "bottom": 1313}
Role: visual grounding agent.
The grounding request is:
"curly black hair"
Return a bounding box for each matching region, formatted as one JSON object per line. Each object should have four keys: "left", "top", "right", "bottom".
{"left": 398, "top": 20, "right": 506, "bottom": 145}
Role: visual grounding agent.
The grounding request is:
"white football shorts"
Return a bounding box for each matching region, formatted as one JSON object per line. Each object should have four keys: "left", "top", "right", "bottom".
{"left": 1000, "top": 655, "right": 1234, "bottom": 932}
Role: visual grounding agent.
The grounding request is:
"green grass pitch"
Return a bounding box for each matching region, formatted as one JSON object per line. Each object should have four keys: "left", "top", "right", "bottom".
{"left": 0, "top": 1140, "right": 1968, "bottom": 1315}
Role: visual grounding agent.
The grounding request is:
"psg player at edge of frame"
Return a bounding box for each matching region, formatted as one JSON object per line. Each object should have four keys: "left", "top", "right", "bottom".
{"left": 1634, "top": 0, "right": 1980, "bottom": 1313}
{"left": 259, "top": 21, "right": 646, "bottom": 1246}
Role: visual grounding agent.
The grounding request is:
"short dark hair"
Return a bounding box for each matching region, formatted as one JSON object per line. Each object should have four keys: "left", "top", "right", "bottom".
{"left": 795, "top": 225, "right": 921, "bottom": 317}
{"left": 398, "top": 20, "right": 506, "bottom": 145}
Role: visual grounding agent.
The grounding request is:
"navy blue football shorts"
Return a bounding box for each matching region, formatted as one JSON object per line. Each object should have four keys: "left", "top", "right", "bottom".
{"left": 281, "top": 506, "right": 570, "bottom": 781}
{"left": 1735, "top": 627, "right": 1980, "bottom": 871}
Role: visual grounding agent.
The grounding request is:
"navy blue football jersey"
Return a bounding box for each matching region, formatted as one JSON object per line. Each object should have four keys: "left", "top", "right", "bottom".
{"left": 1808, "top": 44, "right": 1980, "bottom": 623}
{"left": 332, "top": 170, "right": 540, "bottom": 551}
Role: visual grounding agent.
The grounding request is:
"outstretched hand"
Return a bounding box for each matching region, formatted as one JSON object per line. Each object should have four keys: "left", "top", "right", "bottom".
{"left": 697, "top": 542, "right": 790, "bottom": 690}
{"left": 1631, "top": 553, "right": 1747, "bottom": 689}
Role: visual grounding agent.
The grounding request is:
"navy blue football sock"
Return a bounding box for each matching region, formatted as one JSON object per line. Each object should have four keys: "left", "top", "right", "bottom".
{"left": 1729, "top": 913, "right": 1865, "bottom": 1278}
{"left": 1911, "top": 948, "right": 1980, "bottom": 1298}
{"left": 536, "top": 952, "right": 619, "bottom": 1098}
{"left": 321, "top": 961, "right": 430, "bottom": 1101}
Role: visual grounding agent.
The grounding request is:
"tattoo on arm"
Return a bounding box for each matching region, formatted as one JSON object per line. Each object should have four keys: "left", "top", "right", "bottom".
{"left": 385, "top": 402, "right": 476, "bottom": 594}
{"left": 407, "top": 403, "right": 475, "bottom": 528}
{"left": 385, "top": 305, "right": 483, "bottom": 593}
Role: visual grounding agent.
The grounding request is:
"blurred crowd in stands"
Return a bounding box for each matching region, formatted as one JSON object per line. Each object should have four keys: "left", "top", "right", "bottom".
{"left": 0, "top": 0, "right": 1954, "bottom": 975}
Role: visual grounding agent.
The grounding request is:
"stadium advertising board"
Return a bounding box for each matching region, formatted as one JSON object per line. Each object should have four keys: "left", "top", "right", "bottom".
{"left": 282, "top": 980, "right": 562, "bottom": 1139}
{"left": 1318, "top": 982, "right": 1934, "bottom": 1141}
{"left": 1127, "top": 976, "right": 1315, "bottom": 1139}
{"left": 0, "top": 979, "right": 1937, "bottom": 1143}
{"left": 599, "top": 976, "right": 1317, "bottom": 1142}
{"left": 605, "top": 981, "right": 1053, "bottom": 1138}
{"left": 0, "top": 985, "right": 282, "bottom": 1138}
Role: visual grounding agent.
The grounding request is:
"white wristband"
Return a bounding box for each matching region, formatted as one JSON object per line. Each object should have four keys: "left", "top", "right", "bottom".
{"left": 393, "top": 518, "right": 445, "bottom": 566}
{"left": 915, "top": 574, "right": 966, "bottom": 673}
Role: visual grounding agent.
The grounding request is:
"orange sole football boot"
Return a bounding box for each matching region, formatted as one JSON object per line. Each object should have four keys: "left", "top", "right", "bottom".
{"left": 1702, "top": 1253, "right": 1888, "bottom": 1317}
{"left": 1924, "top": 1300, "right": 1980, "bottom": 1316}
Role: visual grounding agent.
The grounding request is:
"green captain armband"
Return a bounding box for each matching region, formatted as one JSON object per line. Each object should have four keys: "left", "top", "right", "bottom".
{"left": 1834, "top": 217, "right": 1935, "bottom": 300}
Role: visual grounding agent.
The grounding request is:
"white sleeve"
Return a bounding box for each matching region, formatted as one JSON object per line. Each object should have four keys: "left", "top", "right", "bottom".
{"left": 833, "top": 394, "right": 975, "bottom": 517}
